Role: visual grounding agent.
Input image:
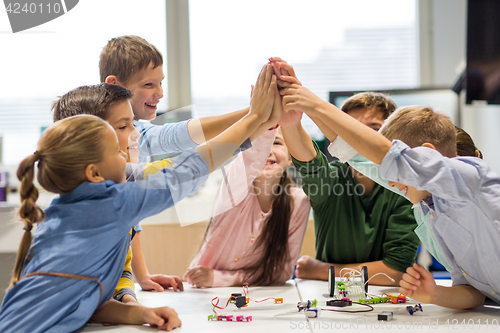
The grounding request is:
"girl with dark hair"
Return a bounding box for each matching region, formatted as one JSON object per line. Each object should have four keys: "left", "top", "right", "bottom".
{"left": 184, "top": 128, "right": 311, "bottom": 287}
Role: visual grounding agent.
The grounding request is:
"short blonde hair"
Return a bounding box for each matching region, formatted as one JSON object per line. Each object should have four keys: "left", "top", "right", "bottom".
{"left": 380, "top": 106, "right": 457, "bottom": 158}
{"left": 99, "top": 35, "right": 163, "bottom": 84}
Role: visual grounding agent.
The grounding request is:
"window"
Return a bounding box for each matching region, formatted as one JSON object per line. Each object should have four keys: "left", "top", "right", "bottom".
{"left": 189, "top": 0, "right": 418, "bottom": 139}
{"left": 0, "top": 0, "right": 167, "bottom": 166}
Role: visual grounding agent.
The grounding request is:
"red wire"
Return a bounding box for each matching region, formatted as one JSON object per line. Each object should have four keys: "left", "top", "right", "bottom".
{"left": 211, "top": 296, "right": 232, "bottom": 314}
{"left": 211, "top": 286, "right": 280, "bottom": 313}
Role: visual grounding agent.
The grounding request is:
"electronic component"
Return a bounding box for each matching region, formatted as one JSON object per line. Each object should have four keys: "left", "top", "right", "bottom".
{"left": 230, "top": 293, "right": 242, "bottom": 302}
{"left": 361, "top": 266, "right": 368, "bottom": 293}
{"left": 326, "top": 299, "right": 352, "bottom": 307}
{"left": 297, "top": 299, "right": 317, "bottom": 311}
{"left": 234, "top": 295, "right": 247, "bottom": 308}
{"left": 208, "top": 314, "right": 252, "bottom": 322}
{"left": 406, "top": 304, "right": 423, "bottom": 315}
{"left": 378, "top": 311, "right": 393, "bottom": 321}
{"left": 328, "top": 265, "right": 335, "bottom": 297}
{"left": 305, "top": 308, "right": 321, "bottom": 318}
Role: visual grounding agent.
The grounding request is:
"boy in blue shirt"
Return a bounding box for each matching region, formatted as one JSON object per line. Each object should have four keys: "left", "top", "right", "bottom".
{"left": 100, "top": 35, "right": 251, "bottom": 162}
{"left": 279, "top": 75, "right": 500, "bottom": 309}
{"left": 98, "top": 35, "right": 253, "bottom": 295}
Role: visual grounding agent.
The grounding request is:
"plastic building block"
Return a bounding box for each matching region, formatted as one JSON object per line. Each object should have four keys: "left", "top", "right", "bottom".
{"left": 297, "top": 299, "right": 317, "bottom": 311}
{"left": 406, "top": 304, "right": 423, "bottom": 315}
{"left": 275, "top": 298, "right": 283, "bottom": 304}
{"left": 378, "top": 311, "right": 393, "bottom": 321}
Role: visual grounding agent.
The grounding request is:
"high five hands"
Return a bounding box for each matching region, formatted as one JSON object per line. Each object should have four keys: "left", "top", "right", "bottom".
{"left": 267, "top": 57, "right": 304, "bottom": 127}
{"left": 268, "top": 57, "right": 327, "bottom": 123}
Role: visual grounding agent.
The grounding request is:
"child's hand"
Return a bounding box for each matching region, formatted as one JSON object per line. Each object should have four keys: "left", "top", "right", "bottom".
{"left": 139, "top": 274, "right": 184, "bottom": 292}
{"left": 280, "top": 81, "right": 327, "bottom": 117}
{"left": 269, "top": 58, "right": 303, "bottom": 127}
{"left": 250, "top": 64, "right": 277, "bottom": 124}
{"left": 142, "top": 306, "right": 182, "bottom": 331}
{"left": 399, "top": 263, "right": 436, "bottom": 304}
{"left": 276, "top": 79, "right": 303, "bottom": 127}
{"left": 269, "top": 57, "right": 302, "bottom": 87}
{"left": 182, "top": 266, "right": 214, "bottom": 288}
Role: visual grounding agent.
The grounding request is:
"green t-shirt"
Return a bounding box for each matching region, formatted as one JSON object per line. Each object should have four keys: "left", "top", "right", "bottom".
{"left": 292, "top": 142, "right": 419, "bottom": 273}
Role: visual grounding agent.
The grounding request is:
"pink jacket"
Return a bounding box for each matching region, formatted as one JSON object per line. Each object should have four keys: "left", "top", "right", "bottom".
{"left": 189, "top": 130, "right": 311, "bottom": 286}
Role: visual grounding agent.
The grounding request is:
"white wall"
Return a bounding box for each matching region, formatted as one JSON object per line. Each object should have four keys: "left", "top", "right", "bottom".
{"left": 426, "top": 0, "right": 500, "bottom": 174}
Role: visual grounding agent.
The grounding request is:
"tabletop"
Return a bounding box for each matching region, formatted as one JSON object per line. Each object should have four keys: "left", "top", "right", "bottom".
{"left": 82, "top": 279, "right": 500, "bottom": 332}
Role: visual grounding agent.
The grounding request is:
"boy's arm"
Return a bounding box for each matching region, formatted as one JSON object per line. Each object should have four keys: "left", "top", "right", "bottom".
{"left": 187, "top": 108, "right": 249, "bottom": 144}
{"left": 131, "top": 233, "right": 183, "bottom": 292}
{"left": 90, "top": 299, "right": 182, "bottom": 331}
{"left": 280, "top": 82, "right": 392, "bottom": 164}
{"left": 400, "top": 264, "right": 485, "bottom": 309}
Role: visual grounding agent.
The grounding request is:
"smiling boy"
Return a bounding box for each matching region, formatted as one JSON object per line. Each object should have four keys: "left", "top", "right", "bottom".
{"left": 100, "top": 35, "right": 251, "bottom": 162}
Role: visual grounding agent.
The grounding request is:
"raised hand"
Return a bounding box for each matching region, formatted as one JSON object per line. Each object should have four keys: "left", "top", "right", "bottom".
{"left": 269, "top": 57, "right": 302, "bottom": 87}
{"left": 268, "top": 58, "right": 303, "bottom": 126}
{"left": 249, "top": 64, "right": 277, "bottom": 125}
{"left": 399, "top": 263, "right": 436, "bottom": 304}
{"left": 279, "top": 80, "right": 327, "bottom": 118}
{"left": 182, "top": 266, "right": 214, "bottom": 288}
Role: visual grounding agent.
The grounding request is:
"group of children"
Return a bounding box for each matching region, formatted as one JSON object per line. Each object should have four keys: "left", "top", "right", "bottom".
{"left": 0, "top": 35, "right": 498, "bottom": 332}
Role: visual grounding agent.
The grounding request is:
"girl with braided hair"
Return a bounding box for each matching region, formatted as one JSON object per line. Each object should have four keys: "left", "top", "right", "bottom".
{"left": 0, "top": 62, "right": 280, "bottom": 333}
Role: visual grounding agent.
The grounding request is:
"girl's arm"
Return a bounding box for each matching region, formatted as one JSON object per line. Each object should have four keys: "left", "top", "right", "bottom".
{"left": 90, "top": 299, "right": 182, "bottom": 331}
{"left": 195, "top": 64, "right": 277, "bottom": 172}
{"left": 399, "top": 263, "right": 485, "bottom": 309}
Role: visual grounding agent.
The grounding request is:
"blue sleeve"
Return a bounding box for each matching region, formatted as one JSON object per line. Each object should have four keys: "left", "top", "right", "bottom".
{"left": 115, "top": 150, "right": 209, "bottom": 230}
{"left": 379, "top": 140, "right": 484, "bottom": 202}
{"left": 135, "top": 120, "right": 196, "bottom": 157}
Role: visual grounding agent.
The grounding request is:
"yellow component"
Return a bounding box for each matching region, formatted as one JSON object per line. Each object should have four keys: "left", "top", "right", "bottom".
{"left": 143, "top": 158, "right": 173, "bottom": 177}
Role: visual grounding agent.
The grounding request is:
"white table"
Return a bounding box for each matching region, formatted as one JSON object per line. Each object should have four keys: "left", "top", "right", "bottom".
{"left": 296, "top": 279, "right": 500, "bottom": 332}
{"left": 83, "top": 280, "right": 308, "bottom": 332}
{"left": 82, "top": 279, "right": 500, "bottom": 332}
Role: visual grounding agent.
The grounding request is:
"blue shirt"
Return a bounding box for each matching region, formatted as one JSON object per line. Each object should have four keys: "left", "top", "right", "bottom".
{"left": 134, "top": 120, "right": 197, "bottom": 163}
{"left": 380, "top": 140, "right": 500, "bottom": 303}
{"left": 0, "top": 151, "right": 208, "bottom": 333}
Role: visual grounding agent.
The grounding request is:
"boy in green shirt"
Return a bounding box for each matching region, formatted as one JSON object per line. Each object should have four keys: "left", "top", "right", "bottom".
{"left": 270, "top": 58, "right": 419, "bottom": 285}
